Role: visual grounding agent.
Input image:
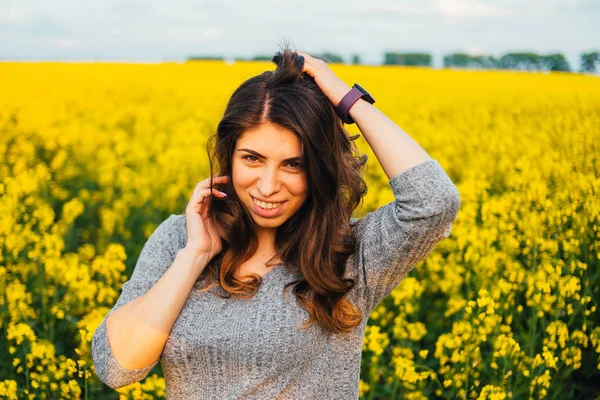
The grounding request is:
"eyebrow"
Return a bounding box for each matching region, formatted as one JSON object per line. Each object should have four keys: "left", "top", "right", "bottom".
{"left": 237, "top": 148, "right": 303, "bottom": 163}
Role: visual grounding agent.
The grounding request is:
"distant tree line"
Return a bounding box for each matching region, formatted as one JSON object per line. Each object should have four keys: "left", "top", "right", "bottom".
{"left": 440, "top": 52, "right": 597, "bottom": 73}
{"left": 186, "top": 56, "right": 225, "bottom": 61}
{"left": 186, "top": 50, "right": 600, "bottom": 73}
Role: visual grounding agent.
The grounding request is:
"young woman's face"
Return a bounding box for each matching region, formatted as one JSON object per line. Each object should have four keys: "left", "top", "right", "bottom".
{"left": 232, "top": 122, "right": 309, "bottom": 228}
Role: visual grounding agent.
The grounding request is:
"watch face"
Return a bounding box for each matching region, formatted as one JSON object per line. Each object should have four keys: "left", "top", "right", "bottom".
{"left": 354, "top": 83, "right": 367, "bottom": 94}
{"left": 353, "top": 83, "right": 375, "bottom": 104}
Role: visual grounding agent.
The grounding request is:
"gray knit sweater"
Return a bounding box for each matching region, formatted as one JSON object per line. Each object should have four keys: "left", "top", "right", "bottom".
{"left": 92, "top": 159, "right": 461, "bottom": 399}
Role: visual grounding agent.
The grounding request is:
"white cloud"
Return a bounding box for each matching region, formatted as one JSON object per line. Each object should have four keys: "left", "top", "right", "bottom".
{"left": 357, "top": 0, "right": 437, "bottom": 16}
{"left": 436, "top": 0, "right": 513, "bottom": 19}
{"left": 356, "top": 0, "right": 513, "bottom": 18}
{"left": 2, "top": 7, "right": 28, "bottom": 22}
{"left": 177, "top": 27, "right": 223, "bottom": 46}
{"left": 465, "top": 45, "right": 483, "bottom": 55}
{"left": 56, "top": 38, "right": 80, "bottom": 48}
{"left": 203, "top": 27, "right": 222, "bottom": 40}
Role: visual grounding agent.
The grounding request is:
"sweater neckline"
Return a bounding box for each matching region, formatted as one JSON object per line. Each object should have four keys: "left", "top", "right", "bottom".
{"left": 206, "top": 263, "right": 300, "bottom": 290}
{"left": 246, "top": 262, "right": 285, "bottom": 282}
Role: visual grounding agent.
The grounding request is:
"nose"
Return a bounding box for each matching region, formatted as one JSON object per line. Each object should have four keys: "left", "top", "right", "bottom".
{"left": 256, "top": 168, "right": 281, "bottom": 198}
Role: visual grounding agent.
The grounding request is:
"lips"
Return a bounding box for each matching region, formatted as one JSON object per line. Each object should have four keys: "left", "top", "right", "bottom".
{"left": 251, "top": 196, "right": 286, "bottom": 208}
{"left": 251, "top": 196, "right": 286, "bottom": 204}
{"left": 251, "top": 196, "right": 287, "bottom": 217}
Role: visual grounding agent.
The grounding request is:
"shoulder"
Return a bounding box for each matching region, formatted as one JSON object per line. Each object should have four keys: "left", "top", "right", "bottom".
{"left": 165, "top": 213, "right": 188, "bottom": 252}
{"left": 126, "top": 214, "right": 189, "bottom": 285}
{"left": 146, "top": 214, "right": 187, "bottom": 255}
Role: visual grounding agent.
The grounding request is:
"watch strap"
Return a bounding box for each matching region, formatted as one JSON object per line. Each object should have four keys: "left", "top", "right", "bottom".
{"left": 335, "top": 86, "right": 364, "bottom": 124}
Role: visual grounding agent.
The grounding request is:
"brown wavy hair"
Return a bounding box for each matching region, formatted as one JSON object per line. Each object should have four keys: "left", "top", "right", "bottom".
{"left": 195, "top": 41, "right": 369, "bottom": 335}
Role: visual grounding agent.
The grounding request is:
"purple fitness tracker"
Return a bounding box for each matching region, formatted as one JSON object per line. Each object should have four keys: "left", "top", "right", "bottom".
{"left": 335, "top": 83, "right": 376, "bottom": 124}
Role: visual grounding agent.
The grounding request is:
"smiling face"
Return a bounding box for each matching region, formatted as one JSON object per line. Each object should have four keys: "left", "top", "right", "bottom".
{"left": 232, "top": 122, "right": 309, "bottom": 233}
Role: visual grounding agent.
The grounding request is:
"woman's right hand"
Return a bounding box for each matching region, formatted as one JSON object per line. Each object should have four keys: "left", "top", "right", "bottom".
{"left": 185, "top": 175, "right": 229, "bottom": 261}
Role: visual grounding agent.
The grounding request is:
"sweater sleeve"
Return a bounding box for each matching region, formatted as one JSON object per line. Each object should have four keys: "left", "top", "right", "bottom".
{"left": 348, "top": 159, "right": 460, "bottom": 313}
{"left": 91, "top": 214, "right": 182, "bottom": 389}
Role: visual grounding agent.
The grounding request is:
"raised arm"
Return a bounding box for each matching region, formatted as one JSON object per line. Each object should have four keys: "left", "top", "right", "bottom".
{"left": 344, "top": 93, "right": 461, "bottom": 311}
{"left": 348, "top": 159, "right": 460, "bottom": 312}
{"left": 295, "top": 52, "right": 460, "bottom": 312}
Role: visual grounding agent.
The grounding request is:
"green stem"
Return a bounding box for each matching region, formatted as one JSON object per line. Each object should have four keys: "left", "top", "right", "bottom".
{"left": 367, "top": 374, "right": 375, "bottom": 400}
{"left": 390, "top": 376, "right": 400, "bottom": 400}
{"left": 414, "top": 364, "right": 443, "bottom": 390}
{"left": 26, "top": 362, "right": 30, "bottom": 393}
{"left": 528, "top": 307, "right": 537, "bottom": 357}
{"left": 367, "top": 363, "right": 378, "bottom": 400}
{"left": 464, "top": 349, "right": 470, "bottom": 397}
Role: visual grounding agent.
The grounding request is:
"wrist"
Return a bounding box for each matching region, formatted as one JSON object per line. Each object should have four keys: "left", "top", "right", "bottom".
{"left": 347, "top": 97, "right": 372, "bottom": 123}
{"left": 331, "top": 82, "right": 352, "bottom": 108}
{"left": 335, "top": 83, "right": 376, "bottom": 124}
{"left": 178, "top": 247, "right": 211, "bottom": 271}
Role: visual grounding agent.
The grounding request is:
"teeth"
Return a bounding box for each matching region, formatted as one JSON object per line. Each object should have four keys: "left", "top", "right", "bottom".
{"left": 253, "top": 198, "right": 282, "bottom": 209}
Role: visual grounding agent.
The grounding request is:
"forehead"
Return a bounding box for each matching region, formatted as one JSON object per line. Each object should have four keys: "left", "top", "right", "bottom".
{"left": 236, "top": 123, "right": 302, "bottom": 153}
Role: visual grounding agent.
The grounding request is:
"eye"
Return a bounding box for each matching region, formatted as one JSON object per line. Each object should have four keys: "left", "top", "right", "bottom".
{"left": 242, "top": 155, "right": 303, "bottom": 170}
{"left": 242, "top": 155, "right": 259, "bottom": 162}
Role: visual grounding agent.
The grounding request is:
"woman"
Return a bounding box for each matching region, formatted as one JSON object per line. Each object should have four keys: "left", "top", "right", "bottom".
{"left": 91, "top": 46, "right": 461, "bottom": 399}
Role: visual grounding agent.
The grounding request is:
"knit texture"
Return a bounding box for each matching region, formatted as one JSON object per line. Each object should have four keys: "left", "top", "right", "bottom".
{"left": 92, "top": 158, "right": 461, "bottom": 399}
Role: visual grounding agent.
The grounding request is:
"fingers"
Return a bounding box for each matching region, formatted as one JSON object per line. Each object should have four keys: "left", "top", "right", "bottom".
{"left": 193, "top": 175, "right": 229, "bottom": 196}
{"left": 200, "top": 175, "right": 230, "bottom": 184}
{"left": 191, "top": 187, "right": 227, "bottom": 202}
{"left": 295, "top": 50, "right": 312, "bottom": 61}
{"left": 188, "top": 175, "right": 230, "bottom": 218}
{"left": 295, "top": 50, "right": 321, "bottom": 77}
{"left": 187, "top": 187, "right": 226, "bottom": 219}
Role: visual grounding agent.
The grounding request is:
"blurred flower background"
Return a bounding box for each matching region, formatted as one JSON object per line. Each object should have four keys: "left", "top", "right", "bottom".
{"left": 1, "top": 0, "right": 599, "bottom": 398}
{"left": 1, "top": 60, "right": 598, "bottom": 399}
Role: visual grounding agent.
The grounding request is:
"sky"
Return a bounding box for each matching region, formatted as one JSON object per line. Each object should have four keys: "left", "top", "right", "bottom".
{"left": 0, "top": 0, "right": 598, "bottom": 70}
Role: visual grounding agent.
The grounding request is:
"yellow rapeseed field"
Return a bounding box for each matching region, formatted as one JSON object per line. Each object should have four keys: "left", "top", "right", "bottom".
{"left": 0, "top": 61, "right": 599, "bottom": 399}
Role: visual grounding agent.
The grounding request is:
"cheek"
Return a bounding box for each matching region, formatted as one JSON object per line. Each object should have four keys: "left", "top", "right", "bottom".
{"left": 288, "top": 176, "right": 308, "bottom": 196}
{"left": 231, "top": 168, "right": 253, "bottom": 189}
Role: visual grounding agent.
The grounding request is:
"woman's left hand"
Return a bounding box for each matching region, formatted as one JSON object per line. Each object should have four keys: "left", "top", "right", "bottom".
{"left": 295, "top": 50, "right": 352, "bottom": 108}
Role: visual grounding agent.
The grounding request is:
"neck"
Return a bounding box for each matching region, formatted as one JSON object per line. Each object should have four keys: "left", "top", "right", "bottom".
{"left": 255, "top": 227, "right": 278, "bottom": 259}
